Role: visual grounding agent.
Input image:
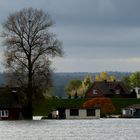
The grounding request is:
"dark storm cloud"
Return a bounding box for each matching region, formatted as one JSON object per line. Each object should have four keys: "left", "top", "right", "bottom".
{"left": 0, "top": 0, "right": 140, "bottom": 72}
{"left": 50, "top": 0, "right": 140, "bottom": 27}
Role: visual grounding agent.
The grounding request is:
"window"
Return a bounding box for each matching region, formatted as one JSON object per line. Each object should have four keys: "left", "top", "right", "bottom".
{"left": 70, "top": 109, "right": 79, "bottom": 116}
{"left": 93, "top": 90, "right": 97, "bottom": 95}
{"left": 87, "top": 109, "right": 95, "bottom": 116}
{"left": 5, "top": 110, "right": 8, "bottom": 117}
{"left": 115, "top": 90, "right": 120, "bottom": 94}
{"left": 138, "top": 89, "right": 140, "bottom": 94}
{"left": 0, "top": 110, "right": 9, "bottom": 117}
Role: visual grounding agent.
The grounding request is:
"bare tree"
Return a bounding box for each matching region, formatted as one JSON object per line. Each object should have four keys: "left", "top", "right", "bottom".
{"left": 2, "top": 8, "right": 63, "bottom": 119}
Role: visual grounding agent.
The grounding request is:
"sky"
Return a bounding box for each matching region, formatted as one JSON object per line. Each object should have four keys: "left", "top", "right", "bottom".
{"left": 0, "top": 0, "right": 140, "bottom": 72}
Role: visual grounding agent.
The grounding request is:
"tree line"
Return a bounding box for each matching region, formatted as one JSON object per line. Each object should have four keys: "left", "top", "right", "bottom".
{"left": 65, "top": 72, "right": 117, "bottom": 98}
{"left": 65, "top": 71, "right": 140, "bottom": 98}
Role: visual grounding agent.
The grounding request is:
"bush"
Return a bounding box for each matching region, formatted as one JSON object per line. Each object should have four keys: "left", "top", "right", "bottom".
{"left": 83, "top": 97, "right": 115, "bottom": 115}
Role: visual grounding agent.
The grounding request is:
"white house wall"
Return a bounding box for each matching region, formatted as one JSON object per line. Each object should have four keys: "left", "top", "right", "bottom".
{"left": 65, "top": 109, "right": 100, "bottom": 119}
{"left": 135, "top": 87, "right": 140, "bottom": 99}
{"left": 122, "top": 108, "right": 134, "bottom": 117}
{"left": 52, "top": 110, "right": 59, "bottom": 119}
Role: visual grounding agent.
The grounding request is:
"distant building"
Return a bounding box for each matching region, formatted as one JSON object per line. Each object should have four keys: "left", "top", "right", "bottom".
{"left": 122, "top": 104, "right": 140, "bottom": 118}
{"left": 65, "top": 107, "right": 100, "bottom": 119}
{"left": 0, "top": 87, "right": 23, "bottom": 120}
{"left": 133, "top": 87, "right": 140, "bottom": 99}
{"left": 85, "top": 81, "right": 131, "bottom": 98}
{"left": 51, "top": 110, "right": 59, "bottom": 119}
{"left": 0, "top": 105, "right": 22, "bottom": 120}
{"left": 52, "top": 107, "right": 100, "bottom": 119}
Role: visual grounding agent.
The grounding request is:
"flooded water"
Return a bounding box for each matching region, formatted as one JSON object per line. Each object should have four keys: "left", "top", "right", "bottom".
{"left": 0, "top": 118, "right": 140, "bottom": 140}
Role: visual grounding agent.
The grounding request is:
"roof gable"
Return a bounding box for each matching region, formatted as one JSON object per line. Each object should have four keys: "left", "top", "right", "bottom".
{"left": 86, "top": 81, "right": 130, "bottom": 96}
{"left": 0, "top": 87, "right": 21, "bottom": 108}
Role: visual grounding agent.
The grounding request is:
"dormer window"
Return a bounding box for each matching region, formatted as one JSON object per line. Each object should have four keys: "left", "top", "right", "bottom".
{"left": 93, "top": 90, "right": 97, "bottom": 94}
{"left": 115, "top": 89, "right": 120, "bottom": 94}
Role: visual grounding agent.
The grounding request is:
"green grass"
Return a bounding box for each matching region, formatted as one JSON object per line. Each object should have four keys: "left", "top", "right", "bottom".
{"left": 33, "top": 98, "right": 140, "bottom": 116}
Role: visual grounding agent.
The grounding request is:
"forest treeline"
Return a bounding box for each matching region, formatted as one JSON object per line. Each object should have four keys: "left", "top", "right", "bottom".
{"left": 0, "top": 72, "right": 131, "bottom": 97}
{"left": 53, "top": 72, "right": 131, "bottom": 97}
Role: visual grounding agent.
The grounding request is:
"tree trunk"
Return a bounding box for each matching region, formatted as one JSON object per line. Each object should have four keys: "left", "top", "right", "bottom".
{"left": 26, "top": 95, "right": 33, "bottom": 120}
{"left": 26, "top": 64, "right": 33, "bottom": 120}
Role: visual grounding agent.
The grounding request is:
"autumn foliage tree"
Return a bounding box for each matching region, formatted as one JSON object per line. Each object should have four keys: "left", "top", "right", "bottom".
{"left": 100, "top": 72, "right": 109, "bottom": 81}
{"left": 83, "top": 97, "right": 115, "bottom": 115}
{"left": 65, "top": 75, "right": 93, "bottom": 98}
{"left": 82, "top": 75, "right": 93, "bottom": 92}
{"left": 95, "top": 72, "right": 116, "bottom": 82}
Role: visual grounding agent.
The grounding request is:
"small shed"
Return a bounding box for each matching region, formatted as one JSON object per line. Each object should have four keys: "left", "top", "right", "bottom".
{"left": 122, "top": 104, "right": 140, "bottom": 118}
{"left": 54, "top": 107, "right": 100, "bottom": 119}
{"left": 65, "top": 107, "right": 100, "bottom": 119}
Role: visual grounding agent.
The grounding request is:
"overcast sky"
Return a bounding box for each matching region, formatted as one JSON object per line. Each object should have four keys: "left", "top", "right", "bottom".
{"left": 0, "top": 0, "right": 140, "bottom": 72}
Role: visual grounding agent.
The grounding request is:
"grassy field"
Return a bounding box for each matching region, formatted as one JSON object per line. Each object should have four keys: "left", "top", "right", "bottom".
{"left": 33, "top": 98, "right": 140, "bottom": 116}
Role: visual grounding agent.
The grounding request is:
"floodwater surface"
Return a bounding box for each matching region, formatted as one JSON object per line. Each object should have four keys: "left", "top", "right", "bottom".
{"left": 0, "top": 118, "right": 140, "bottom": 140}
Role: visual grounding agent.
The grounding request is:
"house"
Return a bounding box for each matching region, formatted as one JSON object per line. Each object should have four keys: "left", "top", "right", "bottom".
{"left": 0, "top": 87, "right": 23, "bottom": 120}
{"left": 65, "top": 107, "right": 100, "bottom": 119}
{"left": 85, "top": 81, "right": 131, "bottom": 98}
{"left": 122, "top": 104, "right": 140, "bottom": 118}
{"left": 133, "top": 87, "right": 140, "bottom": 98}
{"left": 51, "top": 107, "right": 100, "bottom": 119}
{"left": 0, "top": 105, "right": 22, "bottom": 120}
